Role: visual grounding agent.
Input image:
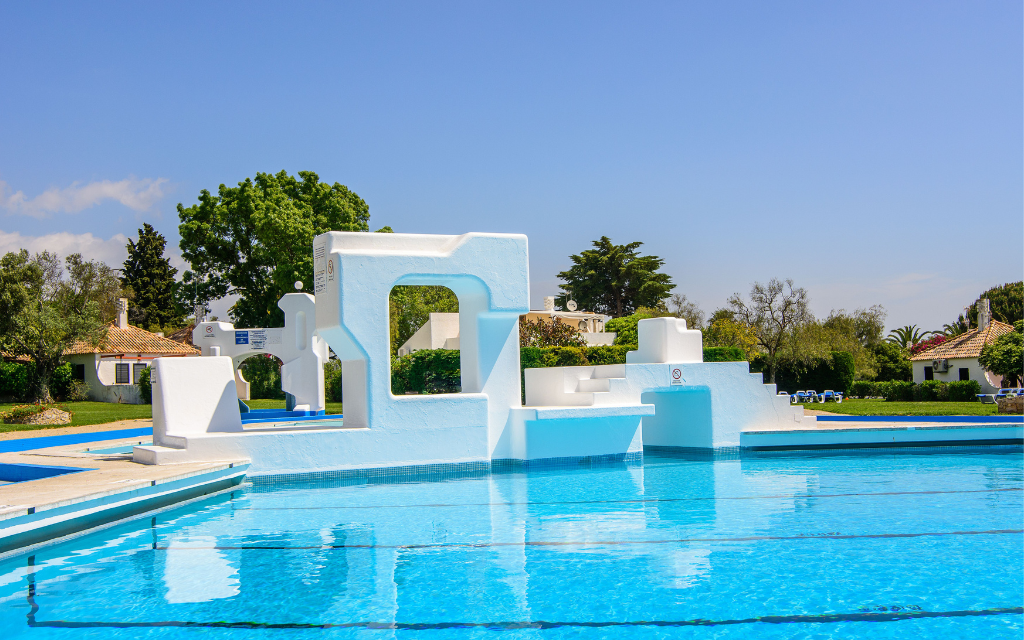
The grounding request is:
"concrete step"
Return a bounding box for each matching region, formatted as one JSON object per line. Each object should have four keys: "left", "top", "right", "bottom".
{"left": 592, "top": 364, "right": 626, "bottom": 379}
{"left": 577, "top": 378, "right": 611, "bottom": 393}
{"left": 133, "top": 445, "right": 191, "bottom": 465}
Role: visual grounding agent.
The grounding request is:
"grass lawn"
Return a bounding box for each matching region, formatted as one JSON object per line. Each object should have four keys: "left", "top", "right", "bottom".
{"left": 0, "top": 401, "right": 153, "bottom": 433}
{"left": 245, "top": 399, "right": 343, "bottom": 414}
{"left": 806, "top": 398, "right": 998, "bottom": 416}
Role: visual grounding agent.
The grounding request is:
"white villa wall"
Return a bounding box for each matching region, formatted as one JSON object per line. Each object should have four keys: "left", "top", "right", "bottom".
{"left": 66, "top": 353, "right": 146, "bottom": 404}
{"left": 912, "top": 357, "right": 1002, "bottom": 393}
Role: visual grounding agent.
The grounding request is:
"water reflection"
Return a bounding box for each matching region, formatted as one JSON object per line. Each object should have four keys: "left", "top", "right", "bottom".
{"left": 163, "top": 536, "right": 239, "bottom": 603}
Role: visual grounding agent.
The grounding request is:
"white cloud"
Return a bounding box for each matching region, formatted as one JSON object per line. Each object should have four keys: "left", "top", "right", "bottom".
{"left": 1, "top": 177, "right": 168, "bottom": 218}
{"left": 0, "top": 229, "right": 130, "bottom": 266}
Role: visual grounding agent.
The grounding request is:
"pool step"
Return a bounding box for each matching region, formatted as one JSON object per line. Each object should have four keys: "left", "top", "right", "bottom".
{"left": 133, "top": 444, "right": 191, "bottom": 465}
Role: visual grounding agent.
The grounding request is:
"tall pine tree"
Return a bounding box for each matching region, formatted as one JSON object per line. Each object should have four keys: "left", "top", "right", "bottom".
{"left": 122, "top": 223, "right": 182, "bottom": 330}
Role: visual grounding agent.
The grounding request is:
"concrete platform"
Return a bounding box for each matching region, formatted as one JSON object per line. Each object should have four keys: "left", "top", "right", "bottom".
{"left": 742, "top": 415, "right": 1023, "bottom": 450}
{"left": 0, "top": 430, "right": 248, "bottom": 557}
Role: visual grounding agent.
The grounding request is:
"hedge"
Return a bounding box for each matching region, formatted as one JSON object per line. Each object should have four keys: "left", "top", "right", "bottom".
{"left": 755, "top": 351, "right": 856, "bottom": 396}
{"left": 391, "top": 345, "right": 748, "bottom": 397}
{"left": 0, "top": 361, "right": 30, "bottom": 400}
{"left": 847, "top": 379, "right": 982, "bottom": 402}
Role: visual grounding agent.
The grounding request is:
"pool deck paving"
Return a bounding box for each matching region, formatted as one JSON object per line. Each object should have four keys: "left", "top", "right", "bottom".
{"left": 0, "top": 428, "right": 247, "bottom": 557}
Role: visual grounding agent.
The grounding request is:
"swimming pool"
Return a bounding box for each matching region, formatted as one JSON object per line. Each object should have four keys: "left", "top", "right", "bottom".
{"left": 0, "top": 447, "right": 1020, "bottom": 638}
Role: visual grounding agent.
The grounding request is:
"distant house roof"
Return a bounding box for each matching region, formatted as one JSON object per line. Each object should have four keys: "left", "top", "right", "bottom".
{"left": 166, "top": 324, "right": 195, "bottom": 347}
{"left": 66, "top": 323, "right": 200, "bottom": 356}
{"left": 1, "top": 351, "right": 32, "bottom": 364}
{"left": 910, "top": 320, "right": 1014, "bottom": 361}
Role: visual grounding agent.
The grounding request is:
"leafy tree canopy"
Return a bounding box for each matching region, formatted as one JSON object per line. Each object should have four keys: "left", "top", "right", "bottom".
{"left": 519, "top": 318, "right": 587, "bottom": 348}
{"left": 967, "top": 282, "right": 1023, "bottom": 326}
{"left": 0, "top": 251, "right": 117, "bottom": 401}
{"left": 556, "top": 237, "right": 674, "bottom": 317}
{"left": 869, "top": 341, "right": 912, "bottom": 382}
{"left": 978, "top": 320, "right": 1024, "bottom": 386}
{"left": 178, "top": 170, "right": 370, "bottom": 328}
{"left": 121, "top": 223, "right": 183, "bottom": 331}
{"left": 389, "top": 286, "right": 459, "bottom": 356}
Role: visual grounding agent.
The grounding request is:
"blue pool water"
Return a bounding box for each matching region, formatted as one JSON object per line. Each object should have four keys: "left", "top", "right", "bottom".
{"left": 0, "top": 447, "right": 1021, "bottom": 638}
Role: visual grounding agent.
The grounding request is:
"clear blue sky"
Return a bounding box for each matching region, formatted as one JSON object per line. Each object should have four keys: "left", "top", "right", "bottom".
{"left": 1, "top": 1, "right": 1020, "bottom": 329}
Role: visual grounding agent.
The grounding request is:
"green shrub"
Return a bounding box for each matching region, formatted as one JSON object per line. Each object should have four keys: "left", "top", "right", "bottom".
{"left": 324, "top": 360, "right": 343, "bottom": 402}
{"left": 0, "top": 361, "right": 30, "bottom": 401}
{"left": 881, "top": 381, "right": 915, "bottom": 402}
{"left": 241, "top": 355, "right": 285, "bottom": 399}
{"left": 391, "top": 349, "right": 461, "bottom": 394}
{"left": 66, "top": 379, "right": 90, "bottom": 402}
{"left": 139, "top": 365, "right": 152, "bottom": 404}
{"left": 50, "top": 362, "right": 74, "bottom": 401}
{"left": 914, "top": 380, "right": 947, "bottom": 402}
{"left": 947, "top": 379, "right": 981, "bottom": 402}
{"left": 850, "top": 381, "right": 881, "bottom": 398}
{"left": 703, "top": 346, "right": 745, "bottom": 362}
{"left": 584, "top": 345, "right": 633, "bottom": 366}
{"left": 761, "top": 351, "right": 855, "bottom": 396}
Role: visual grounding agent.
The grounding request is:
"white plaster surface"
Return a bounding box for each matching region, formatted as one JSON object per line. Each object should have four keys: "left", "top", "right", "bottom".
{"left": 627, "top": 318, "right": 703, "bottom": 364}
{"left": 193, "top": 293, "right": 329, "bottom": 412}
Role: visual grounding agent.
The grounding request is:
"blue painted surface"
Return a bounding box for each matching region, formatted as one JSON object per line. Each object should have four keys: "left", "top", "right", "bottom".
{"left": 817, "top": 415, "right": 1023, "bottom": 423}
{"left": 0, "top": 428, "right": 153, "bottom": 454}
{"left": 240, "top": 409, "right": 335, "bottom": 425}
{"left": 0, "top": 450, "right": 1019, "bottom": 637}
{"left": 0, "top": 463, "right": 85, "bottom": 482}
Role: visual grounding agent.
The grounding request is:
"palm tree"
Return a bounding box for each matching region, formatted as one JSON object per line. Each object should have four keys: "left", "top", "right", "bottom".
{"left": 886, "top": 325, "right": 935, "bottom": 349}
{"left": 942, "top": 316, "right": 970, "bottom": 337}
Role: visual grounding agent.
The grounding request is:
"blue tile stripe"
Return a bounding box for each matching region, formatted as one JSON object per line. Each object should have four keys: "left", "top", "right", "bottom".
{"left": 0, "top": 428, "right": 153, "bottom": 454}
{"left": 24, "top": 607, "right": 1024, "bottom": 630}
{"left": 816, "top": 415, "right": 1022, "bottom": 423}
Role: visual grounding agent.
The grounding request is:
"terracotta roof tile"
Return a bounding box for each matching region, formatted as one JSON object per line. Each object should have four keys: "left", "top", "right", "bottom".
{"left": 910, "top": 320, "right": 1015, "bottom": 361}
{"left": 166, "top": 324, "right": 195, "bottom": 347}
{"left": 65, "top": 323, "right": 200, "bottom": 356}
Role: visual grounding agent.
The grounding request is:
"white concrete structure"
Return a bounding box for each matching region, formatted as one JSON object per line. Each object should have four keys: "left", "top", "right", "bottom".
{"left": 397, "top": 312, "right": 460, "bottom": 356}
{"left": 192, "top": 293, "right": 329, "bottom": 412}
{"left": 136, "top": 233, "right": 811, "bottom": 475}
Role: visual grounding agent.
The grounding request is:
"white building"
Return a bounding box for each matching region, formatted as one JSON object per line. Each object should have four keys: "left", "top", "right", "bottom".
{"left": 65, "top": 299, "right": 199, "bottom": 404}
{"left": 910, "top": 302, "right": 1013, "bottom": 393}
{"left": 396, "top": 297, "right": 615, "bottom": 356}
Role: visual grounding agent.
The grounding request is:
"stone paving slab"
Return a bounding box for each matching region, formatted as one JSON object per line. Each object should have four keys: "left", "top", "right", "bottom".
{"left": 0, "top": 432, "right": 247, "bottom": 521}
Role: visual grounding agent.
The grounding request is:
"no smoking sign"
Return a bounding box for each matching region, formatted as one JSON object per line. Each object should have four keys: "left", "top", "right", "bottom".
{"left": 671, "top": 368, "right": 683, "bottom": 385}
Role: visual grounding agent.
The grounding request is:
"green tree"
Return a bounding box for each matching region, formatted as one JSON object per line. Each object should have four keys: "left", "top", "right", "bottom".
{"left": 728, "top": 278, "right": 811, "bottom": 384}
{"left": 519, "top": 318, "right": 587, "bottom": 348}
{"left": 967, "top": 282, "right": 1023, "bottom": 326}
{"left": 556, "top": 237, "right": 674, "bottom": 317}
{"left": 389, "top": 286, "right": 459, "bottom": 356}
{"left": 0, "top": 251, "right": 115, "bottom": 401}
{"left": 121, "top": 223, "right": 183, "bottom": 330}
{"left": 869, "top": 341, "right": 912, "bottom": 382}
{"left": 178, "top": 170, "right": 370, "bottom": 328}
{"left": 978, "top": 321, "right": 1023, "bottom": 386}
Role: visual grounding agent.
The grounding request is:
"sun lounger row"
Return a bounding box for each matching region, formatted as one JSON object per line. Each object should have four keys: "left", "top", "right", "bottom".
{"left": 780, "top": 390, "right": 844, "bottom": 404}
{"left": 977, "top": 388, "right": 1023, "bottom": 404}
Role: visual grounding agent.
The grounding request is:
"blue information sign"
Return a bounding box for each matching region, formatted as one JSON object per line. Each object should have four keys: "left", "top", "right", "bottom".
{"left": 235, "top": 331, "right": 249, "bottom": 345}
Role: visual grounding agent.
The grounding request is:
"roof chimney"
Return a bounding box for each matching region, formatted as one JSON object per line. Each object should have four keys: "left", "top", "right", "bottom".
{"left": 978, "top": 298, "right": 992, "bottom": 331}
{"left": 116, "top": 298, "right": 129, "bottom": 329}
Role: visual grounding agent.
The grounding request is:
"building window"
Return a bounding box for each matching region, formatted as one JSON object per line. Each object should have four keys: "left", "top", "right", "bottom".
{"left": 959, "top": 368, "right": 970, "bottom": 381}
{"left": 73, "top": 364, "right": 85, "bottom": 380}
{"left": 923, "top": 366, "right": 934, "bottom": 381}
{"left": 133, "top": 363, "right": 147, "bottom": 384}
{"left": 115, "top": 363, "right": 130, "bottom": 385}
